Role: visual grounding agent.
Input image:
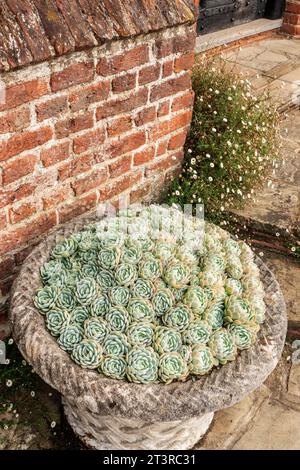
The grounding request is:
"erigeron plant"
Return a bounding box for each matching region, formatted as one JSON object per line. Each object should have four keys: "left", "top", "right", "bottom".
{"left": 33, "top": 206, "right": 266, "bottom": 384}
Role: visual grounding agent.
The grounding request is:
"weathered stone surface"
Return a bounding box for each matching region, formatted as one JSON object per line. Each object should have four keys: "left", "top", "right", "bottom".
{"left": 9, "top": 212, "right": 286, "bottom": 449}
{"left": 0, "top": 0, "right": 195, "bottom": 72}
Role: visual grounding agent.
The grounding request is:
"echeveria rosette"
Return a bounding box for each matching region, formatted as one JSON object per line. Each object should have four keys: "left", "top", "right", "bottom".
{"left": 103, "top": 333, "right": 129, "bottom": 356}
{"left": 56, "top": 288, "right": 77, "bottom": 312}
{"left": 171, "top": 286, "right": 188, "bottom": 303}
{"left": 182, "top": 320, "right": 212, "bottom": 345}
{"left": 164, "top": 260, "right": 190, "bottom": 289}
{"left": 198, "top": 270, "right": 223, "bottom": 289}
{"left": 98, "top": 232, "right": 123, "bottom": 249}
{"left": 225, "top": 278, "right": 243, "bottom": 296}
{"left": 189, "top": 344, "right": 216, "bottom": 376}
{"left": 132, "top": 278, "right": 154, "bottom": 300}
{"left": 115, "top": 263, "right": 138, "bottom": 286}
{"left": 154, "top": 326, "right": 182, "bottom": 354}
{"left": 204, "top": 254, "right": 226, "bottom": 274}
{"left": 180, "top": 344, "right": 192, "bottom": 363}
{"left": 80, "top": 250, "right": 98, "bottom": 264}
{"left": 224, "top": 296, "right": 255, "bottom": 324}
{"left": 40, "top": 260, "right": 64, "bottom": 284}
{"left": 162, "top": 303, "right": 194, "bottom": 332}
{"left": 209, "top": 328, "right": 237, "bottom": 365}
{"left": 65, "top": 271, "right": 82, "bottom": 288}
{"left": 106, "top": 306, "right": 130, "bottom": 333}
{"left": 204, "top": 234, "right": 223, "bottom": 254}
{"left": 84, "top": 317, "right": 108, "bottom": 343}
{"left": 176, "top": 245, "right": 199, "bottom": 267}
{"left": 126, "top": 347, "right": 159, "bottom": 384}
{"left": 34, "top": 285, "right": 59, "bottom": 314}
{"left": 152, "top": 288, "right": 174, "bottom": 316}
{"left": 75, "top": 278, "right": 98, "bottom": 306}
{"left": 100, "top": 355, "right": 127, "bottom": 380}
{"left": 96, "top": 270, "right": 116, "bottom": 291}
{"left": 69, "top": 306, "right": 90, "bottom": 325}
{"left": 120, "top": 245, "right": 142, "bottom": 264}
{"left": 243, "top": 259, "right": 260, "bottom": 277}
{"left": 58, "top": 324, "right": 84, "bottom": 352}
{"left": 239, "top": 241, "right": 255, "bottom": 262}
{"left": 46, "top": 309, "right": 70, "bottom": 336}
{"left": 183, "top": 286, "right": 208, "bottom": 316}
{"left": 228, "top": 322, "right": 260, "bottom": 350}
{"left": 154, "top": 241, "right": 176, "bottom": 265}
{"left": 226, "top": 257, "right": 243, "bottom": 280}
{"left": 246, "top": 296, "right": 266, "bottom": 324}
{"left": 98, "top": 248, "right": 120, "bottom": 270}
{"left": 127, "top": 298, "right": 155, "bottom": 322}
{"left": 139, "top": 257, "right": 162, "bottom": 281}
{"left": 223, "top": 238, "right": 241, "bottom": 257}
{"left": 158, "top": 352, "right": 188, "bottom": 384}
{"left": 108, "top": 286, "right": 130, "bottom": 306}
{"left": 203, "top": 302, "right": 224, "bottom": 330}
{"left": 51, "top": 237, "right": 78, "bottom": 259}
{"left": 71, "top": 339, "right": 102, "bottom": 369}
{"left": 241, "top": 274, "right": 264, "bottom": 297}
{"left": 81, "top": 262, "right": 99, "bottom": 278}
{"left": 127, "top": 321, "right": 154, "bottom": 347}
{"left": 90, "top": 293, "right": 110, "bottom": 317}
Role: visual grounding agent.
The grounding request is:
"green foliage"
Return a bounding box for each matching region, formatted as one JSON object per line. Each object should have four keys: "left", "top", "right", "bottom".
{"left": 167, "top": 59, "right": 280, "bottom": 221}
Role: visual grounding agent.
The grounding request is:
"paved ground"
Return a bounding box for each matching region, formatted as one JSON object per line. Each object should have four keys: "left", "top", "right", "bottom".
{"left": 0, "top": 36, "right": 299, "bottom": 450}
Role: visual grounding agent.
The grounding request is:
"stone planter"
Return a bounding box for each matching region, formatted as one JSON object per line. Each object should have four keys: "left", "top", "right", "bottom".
{"left": 9, "top": 214, "right": 287, "bottom": 450}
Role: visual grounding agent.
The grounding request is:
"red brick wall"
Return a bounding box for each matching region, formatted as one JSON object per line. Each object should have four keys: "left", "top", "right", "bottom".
{"left": 0, "top": 24, "right": 195, "bottom": 318}
{"left": 282, "top": 1, "right": 300, "bottom": 36}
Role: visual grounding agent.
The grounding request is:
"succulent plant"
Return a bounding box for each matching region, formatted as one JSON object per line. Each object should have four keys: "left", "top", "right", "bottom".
{"left": 126, "top": 347, "right": 159, "bottom": 384}
{"left": 84, "top": 318, "right": 108, "bottom": 343}
{"left": 163, "top": 303, "right": 193, "bottom": 332}
{"left": 58, "top": 324, "right": 84, "bottom": 352}
{"left": 108, "top": 286, "right": 130, "bottom": 306}
{"left": 189, "top": 344, "right": 216, "bottom": 375}
{"left": 72, "top": 339, "right": 103, "bottom": 369}
{"left": 35, "top": 206, "right": 266, "bottom": 384}
{"left": 100, "top": 355, "right": 127, "bottom": 380}
{"left": 209, "top": 328, "right": 237, "bottom": 365}
{"left": 182, "top": 320, "right": 212, "bottom": 345}
{"left": 158, "top": 352, "right": 188, "bottom": 384}
{"left": 46, "top": 309, "right": 70, "bottom": 336}
{"left": 154, "top": 326, "right": 182, "bottom": 354}
{"left": 106, "top": 306, "right": 130, "bottom": 333}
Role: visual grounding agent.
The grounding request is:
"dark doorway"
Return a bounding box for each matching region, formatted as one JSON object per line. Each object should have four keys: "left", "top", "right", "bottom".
{"left": 197, "top": 0, "right": 285, "bottom": 35}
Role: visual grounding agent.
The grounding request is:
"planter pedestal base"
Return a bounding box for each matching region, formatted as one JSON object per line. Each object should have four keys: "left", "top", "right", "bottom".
{"left": 63, "top": 398, "right": 214, "bottom": 450}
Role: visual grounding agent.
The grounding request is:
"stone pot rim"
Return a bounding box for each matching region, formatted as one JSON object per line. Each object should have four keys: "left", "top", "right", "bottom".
{"left": 9, "top": 212, "right": 287, "bottom": 423}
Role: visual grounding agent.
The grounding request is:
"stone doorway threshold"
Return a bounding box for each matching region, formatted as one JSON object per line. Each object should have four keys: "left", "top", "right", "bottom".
{"left": 196, "top": 18, "right": 283, "bottom": 53}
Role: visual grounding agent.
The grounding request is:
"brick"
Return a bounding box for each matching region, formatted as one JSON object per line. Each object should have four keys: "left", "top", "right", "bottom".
{"left": 156, "top": 140, "right": 168, "bottom": 157}
{"left": 285, "top": 1, "right": 300, "bottom": 14}
{"left": 169, "top": 110, "right": 192, "bottom": 133}
{"left": 0, "top": 107, "right": 31, "bottom": 134}
{"left": 148, "top": 119, "right": 170, "bottom": 141}
{"left": 139, "top": 64, "right": 160, "bottom": 85}
{"left": 107, "top": 116, "right": 132, "bottom": 137}
{"left": 168, "top": 129, "right": 188, "bottom": 150}
{"left": 157, "top": 100, "right": 170, "bottom": 118}
{"left": 71, "top": 167, "right": 108, "bottom": 196}
{"left": 97, "top": 45, "right": 149, "bottom": 76}
{"left": 0, "top": 257, "right": 15, "bottom": 280}
{"left": 109, "top": 155, "right": 132, "bottom": 178}
{"left": 112, "top": 73, "right": 136, "bottom": 93}
{"left": 99, "top": 171, "right": 143, "bottom": 201}
{"left": 58, "top": 153, "right": 94, "bottom": 181}
{"left": 109, "top": 131, "right": 146, "bottom": 158}
{"left": 55, "top": 112, "right": 93, "bottom": 139}
{"left": 174, "top": 52, "right": 195, "bottom": 73}
{"left": 150, "top": 73, "right": 191, "bottom": 102}
{"left": 36, "top": 95, "right": 68, "bottom": 121}
{"left": 2, "top": 154, "right": 37, "bottom": 185}
{"left": 0, "top": 212, "right": 56, "bottom": 256}
{"left": 0, "top": 79, "right": 48, "bottom": 112}
{"left": 69, "top": 81, "right": 110, "bottom": 112}
{"left": 0, "top": 210, "right": 7, "bottom": 231}
{"left": 0, "top": 183, "right": 36, "bottom": 209}
{"left": 50, "top": 62, "right": 94, "bottom": 92}
{"left": 145, "top": 155, "right": 179, "bottom": 177}
{"left": 130, "top": 182, "right": 151, "bottom": 203}
{"left": 73, "top": 128, "right": 105, "bottom": 154}
{"left": 9, "top": 202, "right": 37, "bottom": 224}
{"left": 284, "top": 12, "right": 300, "bottom": 24}
{"left": 0, "top": 126, "right": 52, "bottom": 162}
{"left": 282, "top": 23, "right": 300, "bottom": 34}
{"left": 42, "top": 185, "right": 74, "bottom": 210}
{"left": 96, "top": 88, "right": 148, "bottom": 120}
{"left": 134, "top": 106, "right": 156, "bottom": 127}
{"left": 40, "top": 142, "right": 70, "bottom": 168}
{"left": 154, "top": 30, "right": 195, "bottom": 59}
{"left": 172, "top": 91, "right": 194, "bottom": 112}
{"left": 133, "top": 147, "right": 155, "bottom": 166}
{"left": 59, "top": 192, "right": 97, "bottom": 223}
{"left": 162, "top": 60, "right": 174, "bottom": 78}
